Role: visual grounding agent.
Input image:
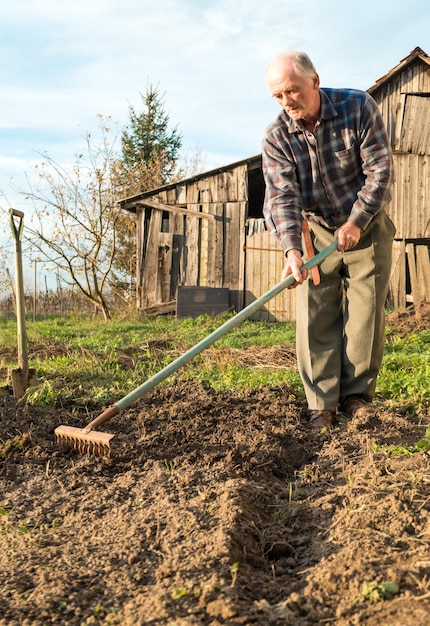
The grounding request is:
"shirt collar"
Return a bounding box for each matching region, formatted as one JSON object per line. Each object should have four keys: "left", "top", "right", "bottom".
{"left": 283, "top": 88, "right": 338, "bottom": 132}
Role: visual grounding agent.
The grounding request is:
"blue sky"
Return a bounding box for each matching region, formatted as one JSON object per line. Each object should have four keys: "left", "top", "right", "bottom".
{"left": 0, "top": 0, "right": 429, "bottom": 285}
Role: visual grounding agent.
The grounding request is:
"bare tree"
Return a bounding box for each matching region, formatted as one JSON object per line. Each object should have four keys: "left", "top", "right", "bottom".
{"left": 23, "top": 117, "right": 122, "bottom": 320}
{"left": 12, "top": 90, "right": 206, "bottom": 319}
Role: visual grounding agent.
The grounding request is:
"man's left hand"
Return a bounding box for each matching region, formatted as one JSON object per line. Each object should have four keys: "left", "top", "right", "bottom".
{"left": 335, "top": 222, "right": 361, "bottom": 251}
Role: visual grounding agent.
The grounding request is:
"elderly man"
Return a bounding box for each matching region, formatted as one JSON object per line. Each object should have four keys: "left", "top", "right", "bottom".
{"left": 262, "top": 51, "right": 395, "bottom": 428}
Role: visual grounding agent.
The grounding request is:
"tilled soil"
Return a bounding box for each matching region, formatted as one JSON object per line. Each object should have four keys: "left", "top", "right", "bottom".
{"left": 1, "top": 305, "right": 430, "bottom": 625}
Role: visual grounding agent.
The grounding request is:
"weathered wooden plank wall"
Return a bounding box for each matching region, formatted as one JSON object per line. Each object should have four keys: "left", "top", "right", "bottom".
{"left": 139, "top": 208, "right": 162, "bottom": 309}
{"left": 368, "top": 52, "right": 430, "bottom": 308}
{"left": 390, "top": 153, "right": 430, "bottom": 239}
{"left": 389, "top": 241, "right": 406, "bottom": 308}
{"left": 390, "top": 241, "right": 430, "bottom": 307}
{"left": 244, "top": 224, "right": 296, "bottom": 321}
{"left": 135, "top": 163, "right": 248, "bottom": 314}
{"left": 372, "top": 56, "right": 430, "bottom": 137}
{"left": 370, "top": 64, "right": 430, "bottom": 236}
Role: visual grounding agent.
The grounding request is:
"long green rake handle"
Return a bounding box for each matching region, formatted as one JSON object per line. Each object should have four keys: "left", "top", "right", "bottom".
{"left": 86, "top": 240, "right": 338, "bottom": 431}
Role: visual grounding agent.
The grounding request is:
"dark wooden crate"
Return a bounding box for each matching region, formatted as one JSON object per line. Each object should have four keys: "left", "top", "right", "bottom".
{"left": 176, "top": 287, "right": 230, "bottom": 319}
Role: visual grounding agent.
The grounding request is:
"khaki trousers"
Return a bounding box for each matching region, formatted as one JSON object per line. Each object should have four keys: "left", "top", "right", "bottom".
{"left": 296, "top": 211, "right": 396, "bottom": 411}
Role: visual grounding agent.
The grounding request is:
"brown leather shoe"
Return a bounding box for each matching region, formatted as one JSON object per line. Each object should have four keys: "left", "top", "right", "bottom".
{"left": 308, "top": 410, "right": 335, "bottom": 429}
{"left": 339, "top": 395, "right": 376, "bottom": 419}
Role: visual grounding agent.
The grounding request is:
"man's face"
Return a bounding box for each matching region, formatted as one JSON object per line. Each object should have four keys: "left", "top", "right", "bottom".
{"left": 267, "top": 63, "right": 320, "bottom": 122}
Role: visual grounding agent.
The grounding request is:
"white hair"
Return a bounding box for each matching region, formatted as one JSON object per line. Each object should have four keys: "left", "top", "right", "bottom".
{"left": 265, "top": 51, "right": 318, "bottom": 81}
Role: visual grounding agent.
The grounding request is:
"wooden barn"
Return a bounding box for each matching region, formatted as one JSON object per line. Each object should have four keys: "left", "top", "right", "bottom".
{"left": 368, "top": 46, "right": 430, "bottom": 307}
{"left": 119, "top": 155, "right": 285, "bottom": 319}
{"left": 121, "top": 46, "right": 430, "bottom": 320}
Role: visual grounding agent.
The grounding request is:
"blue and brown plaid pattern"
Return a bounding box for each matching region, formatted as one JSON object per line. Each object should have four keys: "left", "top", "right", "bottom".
{"left": 262, "top": 88, "right": 393, "bottom": 254}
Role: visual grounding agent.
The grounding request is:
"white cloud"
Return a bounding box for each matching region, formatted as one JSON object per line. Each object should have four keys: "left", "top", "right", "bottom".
{"left": 0, "top": 0, "right": 429, "bottom": 208}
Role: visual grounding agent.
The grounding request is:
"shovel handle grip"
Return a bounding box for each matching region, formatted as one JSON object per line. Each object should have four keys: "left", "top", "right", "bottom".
{"left": 11, "top": 209, "right": 25, "bottom": 218}
{"left": 9, "top": 209, "right": 25, "bottom": 242}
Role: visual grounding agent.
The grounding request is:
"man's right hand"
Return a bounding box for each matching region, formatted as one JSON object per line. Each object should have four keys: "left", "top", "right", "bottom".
{"left": 282, "top": 249, "right": 309, "bottom": 288}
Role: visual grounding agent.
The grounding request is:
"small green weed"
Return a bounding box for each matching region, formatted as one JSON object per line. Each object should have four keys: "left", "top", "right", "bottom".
{"left": 56, "top": 601, "right": 68, "bottom": 614}
{"left": 0, "top": 433, "right": 30, "bottom": 460}
{"left": 0, "top": 507, "right": 31, "bottom": 537}
{"left": 230, "top": 562, "right": 239, "bottom": 587}
{"left": 372, "top": 427, "right": 430, "bottom": 456}
{"left": 172, "top": 587, "right": 188, "bottom": 599}
{"left": 361, "top": 580, "right": 399, "bottom": 602}
{"left": 25, "top": 380, "right": 60, "bottom": 406}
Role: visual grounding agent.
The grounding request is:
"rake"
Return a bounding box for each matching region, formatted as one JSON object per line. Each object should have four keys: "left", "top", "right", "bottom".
{"left": 55, "top": 240, "right": 338, "bottom": 456}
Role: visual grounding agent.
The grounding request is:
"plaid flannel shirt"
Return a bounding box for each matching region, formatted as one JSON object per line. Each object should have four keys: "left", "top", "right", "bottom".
{"left": 262, "top": 88, "right": 393, "bottom": 254}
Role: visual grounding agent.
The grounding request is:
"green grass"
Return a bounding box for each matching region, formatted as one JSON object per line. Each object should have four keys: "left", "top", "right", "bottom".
{"left": 377, "top": 330, "right": 430, "bottom": 410}
{"left": 0, "top": 313, "right": 297, "bottom": 404}
{"left": 0, "top": 313, "right": 429, "bottom": 413}
{"left": 182, "top": 362, "right": 302, "bottom": 393}
{"left": 371, "top": 427, "right": 430, "bottom": 456}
